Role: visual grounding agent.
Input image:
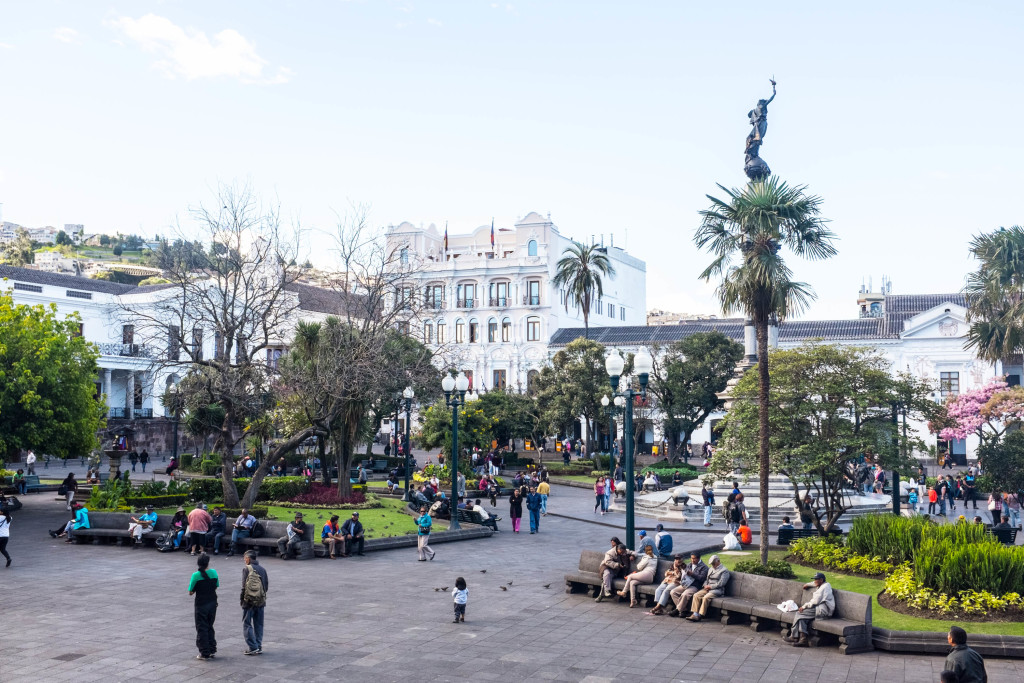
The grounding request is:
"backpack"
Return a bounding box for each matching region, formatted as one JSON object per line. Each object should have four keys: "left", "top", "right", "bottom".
{"left": 250, "top": 521, "right": 265, "bottom": 539}
{"left": 243, "top": 567, "right": 266, "bottom": 607}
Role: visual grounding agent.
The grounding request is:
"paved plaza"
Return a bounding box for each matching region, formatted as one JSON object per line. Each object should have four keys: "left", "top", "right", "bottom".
{"left": 2, "top": 487, "right": 1023, "bottom": 683}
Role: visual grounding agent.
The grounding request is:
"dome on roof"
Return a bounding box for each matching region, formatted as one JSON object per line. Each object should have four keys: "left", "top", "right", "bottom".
{"left": 395, "top": 221, "right": 417, "bottom": 231}
{"left": 516, "top": 212, "right": 549, "bottom": 226}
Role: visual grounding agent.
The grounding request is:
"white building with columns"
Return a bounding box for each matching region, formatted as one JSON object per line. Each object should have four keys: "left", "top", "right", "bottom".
{"left": 551, "top": 284, "right": 1016, "bottom": 463}
{"left": 386, "top": 212, "right": 646, "bottom": 392}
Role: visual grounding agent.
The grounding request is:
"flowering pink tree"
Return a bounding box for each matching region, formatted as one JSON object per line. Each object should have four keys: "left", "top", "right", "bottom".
{"left": 937, "top": 378, "right": 1024, "bottom": 443}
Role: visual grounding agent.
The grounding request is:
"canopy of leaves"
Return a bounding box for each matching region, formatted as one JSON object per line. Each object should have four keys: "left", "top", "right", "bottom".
{"left": 551, "top": 242, "right": 615, "bottom": 336}
{"left": 475, "top": 390, "right": 538, "bottom": 446}
{"left": 964, "top": 225, "right": 1024, "bottom": 362}
{"left": 978, "top": 429, "right": 1024, "bottom": 495}
{"left": 0, "top": 228, "right": 35, "bottom": 267}
{"left": 0, "top": 294, "right": 105, "bottom": 459}
{"left": 418, "top": 400, "right": 496, "bottom": 454}
{"left": 533, "top": 338, "right": 607, "bottom": 445}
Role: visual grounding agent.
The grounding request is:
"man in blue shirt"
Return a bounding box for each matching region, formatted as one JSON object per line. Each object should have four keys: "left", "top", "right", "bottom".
{"left": 655, "top": 524, "right": 673, "bottom": 558}
{"left": 227, "top": 509, "right": 257, "bottom": 557}
{"left": 128, "top": 505, "right": 158, "bottom": 547}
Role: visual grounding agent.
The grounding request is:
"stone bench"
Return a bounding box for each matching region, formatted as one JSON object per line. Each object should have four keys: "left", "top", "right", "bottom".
{"left": 565, "top": 550, "right": 872, "bottom": 655}
{"left": 70, "top": 511, "right": 174, "bottom": 546}
{"left": 455, "top": 507, "right": 500, "bottom": 531}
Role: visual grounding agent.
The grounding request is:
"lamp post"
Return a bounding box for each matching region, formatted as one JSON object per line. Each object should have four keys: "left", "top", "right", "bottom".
{"left": 442, "top": 371, "right": 471, "bottom": 530}
{"left": 601, "top": 395, "right": 615, "bottom": 483}
{"left": 402, "top": 386, "right": 414, "bottom": 496}
{"left": 606, "top": 348, "right": 653, "bottom": 550}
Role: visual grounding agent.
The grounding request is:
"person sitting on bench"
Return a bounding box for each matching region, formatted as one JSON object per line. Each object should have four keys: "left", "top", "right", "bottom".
{"left": 786, "top": 572, "right": 834, "bottom": 647}
{"left": 128, "top": 505, "right": 158, "bottom": 547}
{"left": 340, "top": 512, "right": 364, "bottom": 556}
{"left": 50, "top": 503, "right": 90, "bottom": 543}
{"left": 277, "top": 512, "right": 309, "bottom": 559}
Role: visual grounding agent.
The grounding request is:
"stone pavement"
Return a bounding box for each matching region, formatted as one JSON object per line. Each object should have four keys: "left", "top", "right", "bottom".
{"left": 2, "top": 490, "right": 1023, "bottom": 682}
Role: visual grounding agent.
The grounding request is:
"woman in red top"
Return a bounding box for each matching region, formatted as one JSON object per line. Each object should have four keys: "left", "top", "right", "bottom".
{"left": 594, "top": 477, "right": 607, "bottom": 515}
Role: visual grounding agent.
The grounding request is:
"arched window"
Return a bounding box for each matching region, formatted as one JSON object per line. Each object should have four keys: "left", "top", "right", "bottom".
{"left": 526, "top": 316, "right": 541, "bottom": 342}
{"left": 468, "top": 318, "right": 479, "bottom": 343}
{"left": 423, "top": 321, "right": 434, "bottom": 345}
{"left": 436, "top": 320, "right": 446, "bottom": 344}
{"left": 527, "top": 239, "right": 538, "bottom": 256}
{"left": 400, "top": 247, "right": 409, "bottom": 265}
{"left": 488, "top": 280, "right": 510, "bottom": 307}
{"left": 527, "top": 369, "right": 539, "bottom": 394}
{"left": 487, "top": 317, "right": 498, "bottom": 343}
{"left": 455, "top": 319, "right": 465, "bottom": 343}
{"left": 501, "top": 317, "right": 512, "bottom": 342}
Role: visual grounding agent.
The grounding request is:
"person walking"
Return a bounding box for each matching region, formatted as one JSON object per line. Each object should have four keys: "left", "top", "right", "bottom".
{"left": 1005, "top": 491, "right": 1021, "bottom": 530}
{"left": 0, "top": 505, "right": 11, "bottom": 567}
{"left": 594, "top": 477, "right": 607, "bottom": 515}
{"left": 25, "top": 450, "right": 36, "bottom": 476}
{"left": 701, "top": 482, "right": 715, "bottom": 527}
{"left": 907, "top": 487, "right": 919, "bottom": 515}
{"left": 416, "top": 506, "right": 435, "bottom": 561}
{"left": 944, "top": 474, "right": 957, "bottom": 512}
{"left": 240, "top": 550, "right": 268, "bottom": 655}
{"left": 139, "top": 449, "right": 150, "bottom": 473}
{"left": 537, "top": 479, "right": 550, "bottom": 516}
{"left": 526, "top": 486, "right": 542, "bottom": 534}
{"left": 944, "top": 625, "right": 988, "bottom": 683}
{"left": 60, "top": 472, "right": 77, "bottom": 511}
{"left": 129, "top": 450, "right": 139, "bottom": 472}
{"left": 963, "top": 470, "right": 978, "bottom": 510}
{"left": 987, "top": 490, "right": 1004, "bottom": 526}
{"left": 928, "top": 486, "right": 938, "bottom": 515}
{"left": 509, "top": 488, "right": 524, "bottom": 533}
{"left": 189, "top": 553, "right": 219, "bottom": 660}
{"left": 451, "top": 577, "right": 468, "bottom": 623}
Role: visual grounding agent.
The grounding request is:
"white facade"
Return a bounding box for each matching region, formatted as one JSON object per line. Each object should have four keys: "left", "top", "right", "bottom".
{"left": 386, "top": 211, "right": 647, "bottom": 392}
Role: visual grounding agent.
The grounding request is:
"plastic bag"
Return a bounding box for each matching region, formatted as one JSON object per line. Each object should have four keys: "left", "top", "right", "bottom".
{"left": 777, "top": 599, "right": 799, "bottom": 612}
{"left": 722, "top": 532, "right": 741, "bottom": 550}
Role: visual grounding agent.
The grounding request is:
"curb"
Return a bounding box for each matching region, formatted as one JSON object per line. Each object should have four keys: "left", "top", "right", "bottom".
{"left": 871, "top": 627, "right": 1024, "bottom": 658}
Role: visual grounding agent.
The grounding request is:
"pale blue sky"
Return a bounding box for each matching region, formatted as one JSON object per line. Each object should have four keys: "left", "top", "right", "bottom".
{"left": 1, "top": 1, "right": 1022, "bottom": 319}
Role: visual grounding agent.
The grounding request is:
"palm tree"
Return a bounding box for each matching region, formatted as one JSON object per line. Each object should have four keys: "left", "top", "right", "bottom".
{"left": 964, "top": 226, "right": 1024, "bottom": 363}
{"left": 552, "top": 242, "right": 616, "bottom": 339}
{"left": 695, "top": 176, "right": 836, "bottom": 565}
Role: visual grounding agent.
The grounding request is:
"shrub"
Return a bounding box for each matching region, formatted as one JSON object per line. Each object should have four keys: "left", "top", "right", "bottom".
{"left": 914, "top": 533, "right": 1024, "bottom": 596}
{"left": 285, "top": 485, "right": 367, "bottom": 507}
{"left": 220, "top": 507, "right": 268, "bottom": 518}
{"left": 186, "top": 476, "right": 309, "bottom": 502}
{"left": 200, "top": 460, "right": 219, "bottom": 476}
{"left": 125, "top": 494, "right": 189, "bottom": 508}
{"left": 884, "top": 563, "right": 1024, "bottom": 615}
{"left": 788, "top": 536, "right": 894, "bottom": 577}
{"left": 734, "top": 559, "right": 796, "bottom": 579}
{"left": 848, "top": 514, "right": 932, "bottom": 564}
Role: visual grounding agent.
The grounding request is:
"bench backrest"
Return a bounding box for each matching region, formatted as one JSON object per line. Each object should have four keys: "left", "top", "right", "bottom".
{"left": 87, "top": 511, "right": 173, "bottom": 532}
{"left": 992, "top": 528, "right": 1018, "bottom": 544}
{"left": 728, "top": 572, "right": 871, "bottom": 626}
{"left": 23, "top": 475, "right": 41, "bottom": 486}
{"left": 580, "top": 549, "right": 607, "bottom": 573}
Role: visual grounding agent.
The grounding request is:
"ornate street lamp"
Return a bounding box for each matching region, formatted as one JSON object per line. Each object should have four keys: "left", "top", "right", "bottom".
{"left": 402, "top": 386, "right": 414, "bottom": 496}
{"left": 442, "top": 371, "right": 471, "bottom": 530}
{"left": 601, "top": 395, "right": 615, "bottom": 483}
{"left": 606, "top": 348, "right": 653, "bottom": 550}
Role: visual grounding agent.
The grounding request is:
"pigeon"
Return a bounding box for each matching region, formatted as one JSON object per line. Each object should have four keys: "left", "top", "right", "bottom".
{"left": 499, "top": 586, "right": 507, "bottom": 591}
{"left": 507, "top": 580, "right": 513, "bottom": 586}
{"left": 543, "top": 584, "right": 551, "bottom": 589}
{"left": 441, "top": 587, "right": 449, "bottom": 591}
{"left": 434, "top": 588, "right": 441, "bottom": 592}
{"left": 479, "top": 569, "right": 487, "bottom": 573}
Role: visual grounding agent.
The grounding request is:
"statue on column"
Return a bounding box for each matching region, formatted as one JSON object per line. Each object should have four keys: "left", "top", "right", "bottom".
{"left": 744, "top": 79, "right": 776, "bottom": 182}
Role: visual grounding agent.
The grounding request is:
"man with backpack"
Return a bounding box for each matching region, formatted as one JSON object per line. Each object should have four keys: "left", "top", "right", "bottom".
{"left": 240, "top": 550, "right": 268, "bottom": 655}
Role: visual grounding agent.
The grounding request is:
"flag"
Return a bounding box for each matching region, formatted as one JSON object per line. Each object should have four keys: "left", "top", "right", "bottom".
{"left": 490, "top": 218, "right": 495, "bottom": 250}
{"left": 444, "top": 222, "right": 448, "bottom": 253}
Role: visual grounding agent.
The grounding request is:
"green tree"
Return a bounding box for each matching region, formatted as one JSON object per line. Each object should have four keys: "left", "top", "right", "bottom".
{"left": 112, "top": 244, "right": 123, "bottom": 259}
{"left": 0, "top": 293, "right": 106, "bottom": 461}
{"left": 979, "top": 430, "right": 1024, "bottom": 497}
{"left": 99, "top": 234, "right": 111, "bottom": 246}
{"left": 695, "top": 177, "right": 837, "bottom": 564}
{"left": 0, "top": 228, "right": 35, "bottom": 267}
{"left": 552, "top": 242, "right": 615, "bottom": 339}
{"left": 55, "top": 230, "right": 72, "bottom": 246}
{"left": 714, "top": 344, "right": 930, "bottom": 531}
{"left": 476, "top": 390, "right": 537, "bottom": 448}
{"left": 649, "top": 331, "right": 744, "bottom": 461}
{"left": 418, "top": 400, "right": 496, "bottom": 454}
{"left": 534, "top": 338, "right": 607, "bottom": 453}
{"left": 964, "top": 225, "right": 1024, "bottom": 362}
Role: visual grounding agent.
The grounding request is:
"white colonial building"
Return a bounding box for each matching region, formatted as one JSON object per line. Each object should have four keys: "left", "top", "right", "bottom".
{"left": 386, "top": 211, "right": 647, "bottom": 392}
{"left": 551, "top": 283, "right": 1016, "bottom": 463}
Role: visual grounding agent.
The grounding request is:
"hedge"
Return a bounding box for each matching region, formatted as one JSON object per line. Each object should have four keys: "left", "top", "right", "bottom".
{"left": 188, "top": 476, "right": 310, "bottom": 503}
{"left": 125, "top": 494, "right": 189, "bottom": 508}
{"left": 220, "top": 507, "right": 269, "bottom": 519}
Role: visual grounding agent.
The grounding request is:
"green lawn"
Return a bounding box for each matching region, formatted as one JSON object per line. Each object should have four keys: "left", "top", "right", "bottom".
{"left": 550, "top": 475, "right": 602, "bottom": 484}
{"left": 154, "top": 496, "right": 444, "bottom": 539}
{"left": 717, "top": 550, "right": 1024, "bottom": 636}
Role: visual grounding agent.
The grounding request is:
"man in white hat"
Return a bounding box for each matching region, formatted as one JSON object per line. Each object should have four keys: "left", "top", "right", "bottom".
{"left": 787, "top": 572, "right": 834, "bottom": 647}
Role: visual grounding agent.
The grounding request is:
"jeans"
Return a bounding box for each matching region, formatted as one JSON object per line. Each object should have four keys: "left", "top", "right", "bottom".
{"left": 195, "top": 601, "right": 217, "bottom": 657}
{"left": 16, "top": 481, "right": 26, "bottom": 494}
{"left": 230, "top": 528, "right": 251, "bottom": 552}
{"left": 704, "top": 505, "right": 712, "bottom": 525}
{"left": 654, "top": 583, "right": 674, "bottom": 606}
{"left": 529, "top": 508, "right": 540, "bottom": 532}
{"left": 131, "top": 462, "right": 137, "bottom": 472}
{"left": 939, "top": 499, "right": 947, "bottom": 516}
{"left": 242, "top": 606, "right": 264, "bottom": 651}
{"left": 540, "top": 494, "right": 547, "bottom": 514}
{"left": 212, "top": 531, "right": 226, "bottom": 553}
{"left": 141, "top": 462, "right": 147, "bottom": 471}
{"left": 802, "top": 522, "right": 813, "bottom": 530}
{"left": 1010, "top": 508, "right": 1021, "bottom": 528}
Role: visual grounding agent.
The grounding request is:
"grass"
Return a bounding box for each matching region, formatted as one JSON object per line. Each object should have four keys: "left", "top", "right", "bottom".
{"left": 716, "top": 550, "right": 1024, "bottom": 636}
{"left": 550, "top": 474, "right": 604, "bottom": 484}
{"left": 153, "top": 496, "right": 446, "bottom": 539}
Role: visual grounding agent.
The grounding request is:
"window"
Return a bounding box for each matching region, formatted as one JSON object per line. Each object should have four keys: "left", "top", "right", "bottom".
{"left": 620, "top": 308, "right": 625, "bottom": 321}
{"left": 608, "top": 303, "right": 615, "bottom": 318}
{"left": 133, "top": 375, "right": 143, "bottom": 408}
{"left": 527, "top": 369, "right": 539, "bottom": 394}
{"left": 12, "top": 282, "right": 42, "bottom": 293}
{"left": 437, "top": 320, "right": 446, "bottom": 344}
{"left": 396, "top": 321, "right": 411, "bottom": 334}
{"left": 267, "top": 348, "right": 283, "bottom": 369}
{"left": 400, "top": 247, "right": 409, "bottom": 265}
{"left": 489, "top": 281, "right": 508, "bottom": 307}
{"left": 424, "top": 321, "right": 434, "bottom": 344}
{"left": 168, "top": 326, "right": 180, "bottom": 360}
{"left": 468, "top": 318, "right": 479, "bottom": 343}
{"left": 397, "top": 286, "right": 413, "bottom": 310}
{"left": 66, "top": 289, "right": 92, "bottom": 300}
{"left": 1008, "top": 374, "right": 1022, "bottom": 388}
{"left": 527, "top": 240, "right": 538, "bottom": 256}
{"left": 455, "top": 320, "right": 465, "bottom": 343}
{"left": 457, "top": 283, "right": 476, "bottom": 308}
{"left": 492, "top": 369, "right": 507, "bottom": 390}
{"left": 526, "top": 280, "right": 540, "bottom": 305}
{"left": 425, "top": 284, "right": 444, "bottom": 309}
{"left": 122, "top": 325, "right": 135, "bottom": 345}
{"left": 192, "top": 327, "right": 204, "bottom": 361}
{"left": 487, "top": 318, "right": 498, "bottom": 343}
{"left": 501, "top": 317, "right": 511, "bottom": 342}
{"left": 214, "top": 331, "right": 224, "bottom": 360}
{"left": 940, "top": 371, "right": 960, "bottom": 398}
{"left": 526, "top": 316, "right": 541, "bottom": 342}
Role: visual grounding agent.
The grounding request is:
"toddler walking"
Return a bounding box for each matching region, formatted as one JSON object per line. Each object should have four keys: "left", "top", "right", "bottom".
{"left": 452, "top": 577, "right": 468, "bottom": 623}
{"left": 928, "top": 487, "right": 938, "bottom": 515}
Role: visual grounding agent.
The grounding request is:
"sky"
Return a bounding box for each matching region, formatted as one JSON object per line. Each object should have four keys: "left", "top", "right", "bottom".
{"left": 1, "top": 1, "right": 1022, "bottom": 320}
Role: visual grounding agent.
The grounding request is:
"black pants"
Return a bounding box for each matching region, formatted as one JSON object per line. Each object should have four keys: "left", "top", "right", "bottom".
{"left": 194, "top": 601, "right": 217, "bottom": 657}
{"left": 0, "top": 537, "right": 9, "bottom": 562}
{"left": 345, "top": 536, "right": 364, "bottom": 555}
{"left": 454, "top": 603, "right": 466, "bottom": 620}
{"left": 965, "top": 489, "right": 977, "bottom": 509}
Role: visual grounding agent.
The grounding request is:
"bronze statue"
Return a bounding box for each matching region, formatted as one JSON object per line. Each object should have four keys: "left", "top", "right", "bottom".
{"left": 744, "top": 78, "right": 776, "bottom": 181}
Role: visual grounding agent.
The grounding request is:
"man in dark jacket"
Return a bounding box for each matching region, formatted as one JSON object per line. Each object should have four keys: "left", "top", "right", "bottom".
{"left": 944, "top": 625, "right": 987, "bottom": 683}
{"left": 340, "top": 512, "right": 364, "bottom": 556}
{"left": 241, "top": 551, "right": 269, "bottom": 655}
{"left": 526, "top": 486, "right": 542, "bottom": 534}
{"left": 276, "top": 512, "right": 309, "bottom": 559}
{"left": 668, "top": 553, "right": 708, "bottom": 617}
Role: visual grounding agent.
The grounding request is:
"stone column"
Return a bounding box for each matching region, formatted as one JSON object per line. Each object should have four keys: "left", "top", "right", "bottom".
{"left": 767, "top": 317, "right": 779, "bottom": 349}
{"left": 743, "top": 319, "right": 756, "bottom": 361}
{"left": 126, "top": 371, "right": 135, "bottom": 420}
{"left": 103, "top": 368, "right": 113, "bottom": 411}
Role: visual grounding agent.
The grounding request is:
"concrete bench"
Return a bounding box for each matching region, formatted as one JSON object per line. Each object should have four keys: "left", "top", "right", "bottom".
{"left": 230, "top": 519, "right": 315, "bottom": 559}
{"left": 564, "top": 549, "right": 673, "bottom": 603}
{"left": 71, "top": 511, "right": 174, "bottom": 546}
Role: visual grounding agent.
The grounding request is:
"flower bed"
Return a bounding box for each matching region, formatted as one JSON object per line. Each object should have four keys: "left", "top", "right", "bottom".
{"left": 882, "top": 564, "right": 1024, "bottom": 620}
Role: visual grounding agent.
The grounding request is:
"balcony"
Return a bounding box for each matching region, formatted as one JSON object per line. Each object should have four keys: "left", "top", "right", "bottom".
{"left": 136, "top": 408, "right": 153, "bottom": 419}
{"left": 523, "top": 295, "right": 541, "bottom": 306}
{"left": 107, "top": 407, "right": 128, "bottom": 419}
{"left": 424, "top": 301, "right": 446, "bottom": 310}
{"left": 107, "top": 407, "right": 153, "bottom": 419}
{"left": 455, "top": 298, "right": 479, "bottom": 309}
{"left": 97, "top": 343, "right": 155, "bottom": 359}
{"left": 488, "top": 297, "right": 509, "bottom": 308}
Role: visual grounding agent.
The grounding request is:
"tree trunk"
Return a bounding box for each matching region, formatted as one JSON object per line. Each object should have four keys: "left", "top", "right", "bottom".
{"left": 218, "top": 413, "right": 240, "bottom": 507}
{"left": 241, "top": 427, "right": 316, "bottom": 509}
{"left": 756, "top": 320, "right": 770, "bottom": 566}
{"left": 318, "top": 435, "right": 330, "bottom": 486}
